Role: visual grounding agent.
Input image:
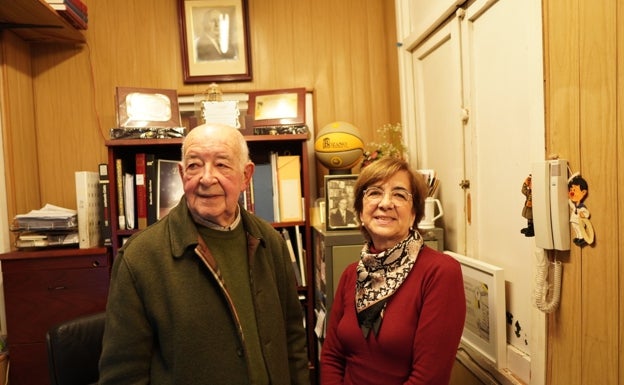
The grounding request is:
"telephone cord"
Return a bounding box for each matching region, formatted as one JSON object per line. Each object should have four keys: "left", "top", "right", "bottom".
{"left": 533, "top": 249, "right": 562, "bottom": 313}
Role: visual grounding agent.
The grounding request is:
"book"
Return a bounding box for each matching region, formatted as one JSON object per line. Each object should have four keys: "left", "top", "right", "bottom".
{"left": 145, "top": 154, "right": 158, "bottom": 225}
{"left": 277, "top": 155, "right": 303, "bottom": 222}
{"left": 124, "top": 173, "right": 135, "bottom": 229}
{"left": 45, "top": 0, "right": 88, "bottom": 14}
{"left": 252, "top": 163, "right": 275, "bottom": 222}
{"left": 295, "top": 225, "right": 306, "bottom": 283}
{"left": 15, "top": 231, "right": 79, "bottom": 249}
{"left": 47, "top": 0, "right": 88, "bottom": 19}
{"left": 53, "top": 2, "right": 88, "bottom": 30}
{"left": 115, "top": 158, "right": 126, "bottom": 230}
{"left": 157, "top": 159, "right": 183, "bottom": 219}
{"left": 98, "top": 163, "right": 112, "bottom": 246}
{"left": 75, "top": 171, "right": 101, "bottom": 248}
{"left": 282, "top": 228, "right": 303, "bottom": 286}
{"left": 270, "top": 152, "right": 280, "bottom": 221}
{"left": 135, "top": 153, "right": 148, "bottom": 229}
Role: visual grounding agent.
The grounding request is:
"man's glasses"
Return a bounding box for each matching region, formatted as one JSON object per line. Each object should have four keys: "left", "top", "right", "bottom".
{"left": 363, "top": 186, "right": 413, "bottom": 206}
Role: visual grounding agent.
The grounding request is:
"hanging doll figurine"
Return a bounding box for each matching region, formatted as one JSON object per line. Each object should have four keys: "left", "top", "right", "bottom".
{"left": 568, "top": 173, "right": 595, "bottom": 247}
{"left": 520, "top": 174, "right": 534, "bottom": 237}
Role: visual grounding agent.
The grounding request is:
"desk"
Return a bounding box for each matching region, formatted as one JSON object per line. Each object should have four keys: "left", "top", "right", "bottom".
{"left": 0, "top": 247, "right": 110, "bottom": 385}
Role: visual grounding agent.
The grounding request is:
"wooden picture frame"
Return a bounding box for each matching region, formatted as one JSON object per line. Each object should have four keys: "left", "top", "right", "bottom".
{"left": 325, "top": 174, "right": 359, "bottom": 231}
{"left": 444, "top": 251, "right": 507, "bottom": 369}
{"left": 177, "top": 0, "right": 252, "bottom": 83}
{"left": 116, "top": 87, "right": 181, "bottom": 128}
{"left": 247, "top": 88, "right": 306, "bottom": 127}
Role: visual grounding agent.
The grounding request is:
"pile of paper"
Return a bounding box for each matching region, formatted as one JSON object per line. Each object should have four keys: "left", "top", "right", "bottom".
{"left": 11, "top": 204, "right": 79, "bottom": 249}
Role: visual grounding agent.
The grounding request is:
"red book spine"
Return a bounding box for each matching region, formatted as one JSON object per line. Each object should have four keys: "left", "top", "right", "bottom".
{"left": 135, "top": 153, "right": 148, "bottom": 230}
{"left": 63, "top": 0, "right": 88, "bottom": 17}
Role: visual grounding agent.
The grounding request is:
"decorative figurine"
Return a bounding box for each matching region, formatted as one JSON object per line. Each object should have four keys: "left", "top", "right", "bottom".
{"left": 568, "top": 173, "right": 594, "bottom": 247}
{"left": 521, "top": 174, "right": 534, "bottom": 237}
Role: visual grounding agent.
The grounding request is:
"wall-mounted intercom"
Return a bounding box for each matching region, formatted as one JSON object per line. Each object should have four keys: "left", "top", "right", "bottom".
{"left": 531, "top": 159, "right": 570, "bottom": 251}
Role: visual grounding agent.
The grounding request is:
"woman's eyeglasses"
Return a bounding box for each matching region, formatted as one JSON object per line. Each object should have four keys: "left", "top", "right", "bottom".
{"left": 363, "top": 186, "right": 413, "bottom": 206}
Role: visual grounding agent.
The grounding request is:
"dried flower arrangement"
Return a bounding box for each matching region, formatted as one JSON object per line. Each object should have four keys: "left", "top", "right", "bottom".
{"left": 360, "top": 123, "right": 407, "bottom": 168}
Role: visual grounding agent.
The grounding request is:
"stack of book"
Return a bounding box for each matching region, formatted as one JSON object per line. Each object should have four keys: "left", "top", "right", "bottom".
{"left": 240, "top": 151, "right": 304, "bottom": 224}
{"left": 111, "top": 155, "right": 184, "bottom": 233}
{"left": 11, "top": 204, "right": 79, "bottom": 249}
{"left": 45, "top": 0, "right": 88, "bottom": 30}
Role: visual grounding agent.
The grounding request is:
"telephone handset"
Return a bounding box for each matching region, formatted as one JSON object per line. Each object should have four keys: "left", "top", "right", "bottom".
{"left": 531, "top": 159, "right": 569, "bottom": 313}
{"left": 531, "top": 159, "right": 570, "bottom": 251}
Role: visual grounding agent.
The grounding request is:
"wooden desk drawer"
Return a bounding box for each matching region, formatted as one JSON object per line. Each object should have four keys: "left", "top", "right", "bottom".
{"left": 7, "top": 343, "right": 49, "bottom": 385}
{"left": 1, "top": 253, "right": 108, "bottom": 273}
{"left": 4, "top": 267, "right": 109, "bottom": 344}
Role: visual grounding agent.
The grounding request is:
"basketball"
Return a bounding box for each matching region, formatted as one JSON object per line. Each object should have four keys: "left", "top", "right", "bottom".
{"left": 314, "top": 121, "right": 364, "bottom": 170}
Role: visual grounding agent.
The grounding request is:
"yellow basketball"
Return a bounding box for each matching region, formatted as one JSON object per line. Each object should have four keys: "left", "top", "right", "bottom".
{"left": 314, "top": 121, "right": 364, "bottom": 170}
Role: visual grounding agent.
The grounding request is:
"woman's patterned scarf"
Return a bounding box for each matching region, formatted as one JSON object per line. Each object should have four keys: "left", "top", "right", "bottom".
{"left": 355, "top": 230, "right": 423, "bottom": 337}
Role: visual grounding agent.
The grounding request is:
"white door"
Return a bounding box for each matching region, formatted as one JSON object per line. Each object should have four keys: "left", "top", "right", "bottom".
{"left": 461, "top": 0, "right": 546, "bottom": 379}
{"left": 409, "top": 15, "right": 469, "bottom": 254}
{"left": 399, "top": 0, "right": 547, "bottom": 383}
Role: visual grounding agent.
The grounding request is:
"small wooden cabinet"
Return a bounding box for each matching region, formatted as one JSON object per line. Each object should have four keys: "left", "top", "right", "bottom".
{"left": 0, "top": 247, "right": 110, "bottom": 385}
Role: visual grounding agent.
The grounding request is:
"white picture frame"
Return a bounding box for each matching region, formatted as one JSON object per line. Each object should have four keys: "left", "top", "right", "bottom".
{"left": 445, "top": 251, "right": 507, "bottom": 369}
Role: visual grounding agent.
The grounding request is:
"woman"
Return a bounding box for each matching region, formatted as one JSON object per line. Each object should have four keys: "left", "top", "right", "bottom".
{"left": 320, "top": 157, "right": 466, "bottom": 385}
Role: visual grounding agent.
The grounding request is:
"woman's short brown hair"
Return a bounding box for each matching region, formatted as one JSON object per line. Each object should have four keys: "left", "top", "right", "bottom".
{"left": 353, "top": 157, "right": 428, "bottom": 230}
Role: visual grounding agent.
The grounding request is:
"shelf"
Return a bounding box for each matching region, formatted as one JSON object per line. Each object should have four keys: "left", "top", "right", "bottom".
{"left": 0, "top": 0, "right": 85, "bottom": 44}
{"left": 104, "top": 134, "right": 308, "bottom": 147}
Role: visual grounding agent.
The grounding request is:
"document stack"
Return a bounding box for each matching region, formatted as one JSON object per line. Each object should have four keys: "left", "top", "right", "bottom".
{"left": 11, "top": 204, "right": 79, "bottom": 249}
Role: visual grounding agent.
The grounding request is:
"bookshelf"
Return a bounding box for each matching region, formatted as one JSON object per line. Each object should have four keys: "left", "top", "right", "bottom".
{"left": 0, "top": 0, "right": 85, "bottom": 44}
{"left": 104, "top": 133, "right": 318, "bottom": 379}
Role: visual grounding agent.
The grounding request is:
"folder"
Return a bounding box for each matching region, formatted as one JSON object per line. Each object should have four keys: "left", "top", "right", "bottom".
{"left": 75, "top": 171, "right": 101, "bottom": 248}
{"left": 252, "top": 163, "right": 275, "bottom": 222}
{"left": 277, "top": 155, "right": 303, "bottom": 222}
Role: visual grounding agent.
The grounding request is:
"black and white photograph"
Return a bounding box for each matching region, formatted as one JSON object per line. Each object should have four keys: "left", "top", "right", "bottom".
{"left": 325, "top": 175, "right": 359, "bottom": 230}
{"left": 178, "top": 0, "right": 252, "bottom": 83}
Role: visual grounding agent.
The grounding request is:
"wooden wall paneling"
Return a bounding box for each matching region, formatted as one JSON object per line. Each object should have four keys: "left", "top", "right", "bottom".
{"left": 542, "top": 0, "right": 582, "bottom": 384}
{"left": 86, "top": 0, "right": 183, "bottom": 130}
{"left": 32, "top": 44, "right": 106, "bottom": 209}
{"left": 0, "top": 32, "right": 41, "bottom": 222}
{"left": 8, "top": 0, "right": 400, "bottom": 226}
{"left": 618, "top": 0, "right": 624, "bottom": 380}
{"left": 578, "top": 1, "right": 618, "bottom": 383}
{"left": 544, "top": 0, "right": 623, "bottom": 384}
{"left": 383, "top": 2, "right": 401, "bottom": 124}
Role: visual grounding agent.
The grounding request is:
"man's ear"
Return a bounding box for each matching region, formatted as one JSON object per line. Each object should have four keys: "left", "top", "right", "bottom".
{"left": 242, "top": 162, "right": 255, "bottom": 189}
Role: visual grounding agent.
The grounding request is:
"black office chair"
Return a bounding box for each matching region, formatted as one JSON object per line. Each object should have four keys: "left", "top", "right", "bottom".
{"left": 46, "top": 312, "right": 106, "bottom": 385}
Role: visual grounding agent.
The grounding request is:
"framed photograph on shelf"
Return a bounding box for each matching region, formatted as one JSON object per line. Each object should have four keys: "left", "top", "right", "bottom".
{"left": 177, "top": 0, "right": 252, "bottom": 83}
{"left": 247, "top": 88, "right": 306, "bottom": 128}
{"left": 325, "top": 175, "right": 359, "bottom": 231}
{"left": 116, "top": 87, "right": 181, "bottom": 128}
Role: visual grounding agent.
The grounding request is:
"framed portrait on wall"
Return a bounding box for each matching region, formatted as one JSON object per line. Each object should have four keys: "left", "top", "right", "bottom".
{"left": 177, "top": 0, "right": 252, "bottom": 83}
{"left": 325, "top": 175, "right": 359, "bottom": 231}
